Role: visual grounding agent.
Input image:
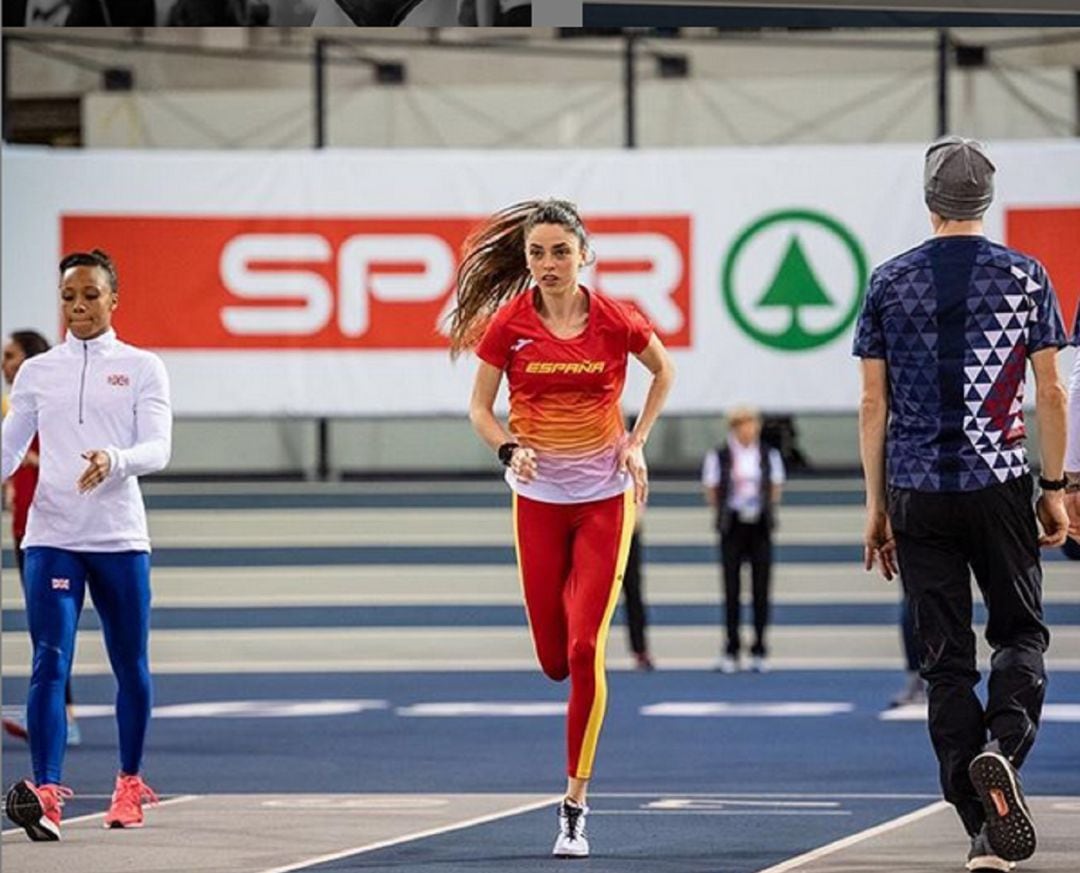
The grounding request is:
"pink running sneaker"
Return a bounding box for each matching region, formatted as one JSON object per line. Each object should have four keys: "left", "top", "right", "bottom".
{"left": 5, "top": 779, "right": 74, "bottom": 841}
{"left": 103, "top": 773, "right": 159, "bottom": 829}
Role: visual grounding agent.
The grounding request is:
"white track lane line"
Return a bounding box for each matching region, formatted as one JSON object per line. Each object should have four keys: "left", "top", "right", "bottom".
{"left": 590, "top": 810, "right": 853, "bottom": 816}
{"left": 753, "top": 799, "right": 949, "bottom": 873}
{"left": 255, "top": 794, "right": 563, "bottom": 873}
{"left": 2, "top": 794, "right": 201, "bottom": 837}
{"left": 591, "top": 792, "right": 940, "bottom": 799}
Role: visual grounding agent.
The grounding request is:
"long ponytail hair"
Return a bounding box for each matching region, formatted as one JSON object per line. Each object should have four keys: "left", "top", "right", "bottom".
{"left": 448, "top": 198, "right": 589, "bottom": 357}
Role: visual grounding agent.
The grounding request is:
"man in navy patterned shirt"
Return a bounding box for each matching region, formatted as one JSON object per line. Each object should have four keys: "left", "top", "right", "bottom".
{"left": 854, "top": 136, "right": 1070, "bottom": 873}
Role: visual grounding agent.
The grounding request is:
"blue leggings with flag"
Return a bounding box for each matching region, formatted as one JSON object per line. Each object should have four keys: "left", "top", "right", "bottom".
{"left": 23, "top": 547, "right": 152, "bottom": 786}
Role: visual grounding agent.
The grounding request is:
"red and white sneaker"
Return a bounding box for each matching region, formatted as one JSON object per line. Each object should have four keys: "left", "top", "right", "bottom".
{"left": 103, "top": 773, "right": 159, "bottom": 829}
{"left": 5, "top": 779, "right": 74, "bottom": 841}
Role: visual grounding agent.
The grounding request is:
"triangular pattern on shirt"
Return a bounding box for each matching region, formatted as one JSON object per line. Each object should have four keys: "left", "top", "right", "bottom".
{"left": 867, "top": 244, "right": 1060, "bottom": 494}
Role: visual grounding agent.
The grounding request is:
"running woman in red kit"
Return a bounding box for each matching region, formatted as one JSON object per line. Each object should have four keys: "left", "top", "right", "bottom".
{"left": 450, "top": 199, "right": 675, "bottom": 858}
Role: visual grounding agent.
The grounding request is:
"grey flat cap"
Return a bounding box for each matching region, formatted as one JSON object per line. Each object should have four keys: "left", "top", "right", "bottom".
{"left": 924, "top": 136, "right": 996, "bottom": 220}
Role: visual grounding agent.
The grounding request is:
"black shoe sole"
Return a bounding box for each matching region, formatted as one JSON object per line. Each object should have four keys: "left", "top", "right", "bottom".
{"left": 969, "top": 753, "right": 1035, "bottom": 862}
{"left": 5, "top": 781, "right": 59, "bottom": 842}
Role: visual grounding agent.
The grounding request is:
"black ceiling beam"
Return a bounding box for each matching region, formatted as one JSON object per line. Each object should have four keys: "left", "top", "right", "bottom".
{"left": 583, "top": 6, "right": 1080, "bottom": 28}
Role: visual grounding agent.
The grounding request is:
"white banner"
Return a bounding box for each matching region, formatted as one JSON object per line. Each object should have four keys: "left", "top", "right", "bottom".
{"left": 3, "top": 142, "right": 1077, "bottom": 416}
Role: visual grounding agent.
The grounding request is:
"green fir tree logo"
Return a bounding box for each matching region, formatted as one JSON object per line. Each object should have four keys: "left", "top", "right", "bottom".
{"left": 721, "top": 209, "right": 868, "bottom": 352}
{"left": 755, "top": 236, "right": 835, "bottom": 345}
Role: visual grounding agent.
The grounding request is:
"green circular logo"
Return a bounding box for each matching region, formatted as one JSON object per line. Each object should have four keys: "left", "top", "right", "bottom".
{"left": 721, "top": 209, "right": 868, "bottom": 352}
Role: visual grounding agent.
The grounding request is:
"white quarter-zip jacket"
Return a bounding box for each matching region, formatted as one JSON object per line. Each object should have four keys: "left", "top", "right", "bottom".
{"left": 1, "top": 329, "right": 172, "bottom": 552}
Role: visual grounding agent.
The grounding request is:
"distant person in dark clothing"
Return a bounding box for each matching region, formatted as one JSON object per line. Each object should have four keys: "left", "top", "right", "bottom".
{"left": 622, "top": 415, "right": 653, "bottom": 670}
{"left": 622, "top": 517, "right": 652, "bottom": 671}
{"left": 889, "top": 596, "right": 927, "bottom": 707}
{"left": 856, "top": 136, "right": 1069, "bottom": 872}
{"left": 702, "top": 405, "right": 785, "bottom": 674}
{"left": 760, "top": 415, "right": 809, "bottom": 473}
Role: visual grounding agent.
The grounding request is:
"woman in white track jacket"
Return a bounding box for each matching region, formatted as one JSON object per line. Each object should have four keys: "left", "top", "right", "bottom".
{"left": 2, "top": 249, "right": 171, "bottom": 841}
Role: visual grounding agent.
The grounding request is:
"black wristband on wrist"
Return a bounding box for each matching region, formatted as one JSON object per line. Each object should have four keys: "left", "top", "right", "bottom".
{"left": 1038, "top": 476, "right": 1067, "bottom": 491}
{"left": 498, "top": 442, "right": 520, "bottom": 467}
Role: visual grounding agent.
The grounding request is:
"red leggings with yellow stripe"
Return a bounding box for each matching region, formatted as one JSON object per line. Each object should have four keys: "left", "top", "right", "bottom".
{"left": 512, "top": 489, "right": 636, "bottom": 779}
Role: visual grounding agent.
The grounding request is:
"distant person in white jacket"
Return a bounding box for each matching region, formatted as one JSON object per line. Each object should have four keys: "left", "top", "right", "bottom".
{"left": 2, "top": 250, "right": 172, "bottom": 843}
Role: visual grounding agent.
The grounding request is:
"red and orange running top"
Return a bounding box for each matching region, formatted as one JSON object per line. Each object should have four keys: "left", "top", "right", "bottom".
{"left": 476, "top": 287, "right": 653, "bottom": 503}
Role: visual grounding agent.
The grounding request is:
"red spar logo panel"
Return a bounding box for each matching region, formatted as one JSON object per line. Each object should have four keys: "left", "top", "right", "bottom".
{"left": 61, "top": 216, "right": 692, "bottom": 349}
{"left": 1006, "top": 207, "right": 1080, "bottom": 330}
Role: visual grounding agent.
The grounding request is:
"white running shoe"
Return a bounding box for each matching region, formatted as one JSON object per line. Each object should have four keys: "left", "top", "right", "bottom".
{"left": 552, "top": 799, "right": 589, "bottom": 858}
{"left": 716, "top": 655, "right": 740, "bottom": 674}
